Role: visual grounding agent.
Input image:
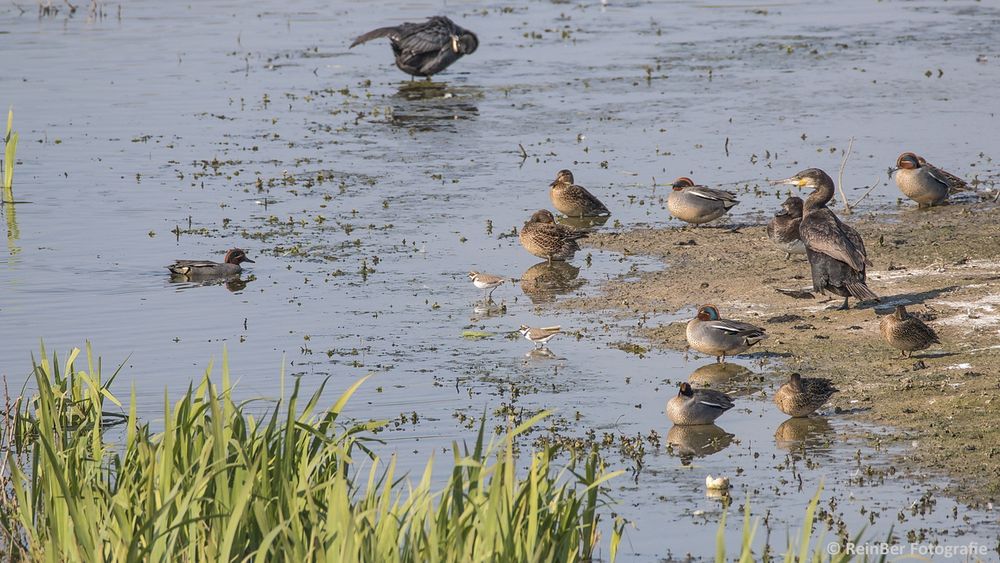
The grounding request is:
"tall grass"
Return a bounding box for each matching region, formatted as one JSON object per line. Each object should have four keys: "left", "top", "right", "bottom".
{"left": 2, "top": 106, "right": 17, "bottom": 201}
{"left": 0, "top": 344, "right": 624, "bottom": 561}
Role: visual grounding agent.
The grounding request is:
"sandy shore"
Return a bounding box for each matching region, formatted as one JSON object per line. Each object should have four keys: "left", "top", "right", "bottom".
{"left": 569, "top": 198, "right": 1000, "bottom": 503}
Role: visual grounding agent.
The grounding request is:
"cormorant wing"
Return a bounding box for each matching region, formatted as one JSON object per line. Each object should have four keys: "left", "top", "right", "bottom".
{"left": 395, "top": 17, "right": 455, "bottom": 56}
{"left": 800, "top": 209, "right": 867, "bottom": 272}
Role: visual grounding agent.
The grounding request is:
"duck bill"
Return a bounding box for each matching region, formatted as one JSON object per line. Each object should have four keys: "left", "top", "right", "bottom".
{"left": 243, "top": 258, "right": 256, "bottom": 263}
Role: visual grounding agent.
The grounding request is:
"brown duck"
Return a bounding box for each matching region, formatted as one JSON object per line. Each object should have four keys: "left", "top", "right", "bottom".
{"left": 519, "top": 209, "right": 587, "bottom": 262}
{"left": 773, "top": 373, "right": 838, "bottom": 417}
{"left": 880, "top": 305, "right": 940, "bottom": 358}
{"left": 549, "top": 169, "right": 610, "bottom": 218}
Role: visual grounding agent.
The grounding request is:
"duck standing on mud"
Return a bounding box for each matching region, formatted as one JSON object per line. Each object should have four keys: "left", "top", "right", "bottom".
{"left": 772, "top": 169, "right": 877, "bottom": 310}
{"left": 350, "top": 16, "right": 478, "bottom": 79}
{"left": 892, "top": 152, "right": 968, "bottom": 208}
{"left": 667, "top": 177, "right": 739, "bottom": 226}
{"left": 686, "top": 304, "right": 768, "bottom": 362}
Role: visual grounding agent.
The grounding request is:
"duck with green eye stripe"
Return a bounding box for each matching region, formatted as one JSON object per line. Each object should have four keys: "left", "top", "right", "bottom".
{"left": 685, "top": 304, "right": 767, "bottom": 363}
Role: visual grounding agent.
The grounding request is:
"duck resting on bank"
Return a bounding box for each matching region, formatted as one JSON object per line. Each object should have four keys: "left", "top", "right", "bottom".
{"left": 771, "top": 168, "right": 878, "bottom": 310}
{"left": 667, "top": 177, "right": 739, "bottom": 226}
{"left": 892, "top": 152, "right": 968, "bottom": 208}
{"left": 686, "top": 304, "right": 768, "bottom": 362}
{"left": 879, "top": 305, "right": 940, "bottom": 358}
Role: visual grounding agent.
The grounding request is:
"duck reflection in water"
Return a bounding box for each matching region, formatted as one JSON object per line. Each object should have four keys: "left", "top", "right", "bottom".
{"left": 774, "top": 417, "right": 834, "bottom": 452}
{"left": 386, "top": 82, "right": 479, "bottom": 132}
{"left": 519, "top": 260, "right": 585, "bottom": 304}
{"left": 666, "top": 424, "right": 735, "bottom": 466}
{"left": 169, "top": 274, "right": 251, "bottom": 293}
{"left": 687, "top": 362, "right": 754, "bottom": 388}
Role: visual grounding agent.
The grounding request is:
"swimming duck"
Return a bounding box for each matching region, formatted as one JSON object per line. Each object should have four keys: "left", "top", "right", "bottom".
{"left": 549, "top": 169, "right": 610, "bottom": 218}
{"left": 772, "top": 168, "right": 877, "bottom": 310}
{"left": 350, "top": 16, "right": 478, "bottom": 79}
{"left": 893, "top": 152, "right": 968, "bottom": 208}
{"left": 468, "top": 271, "right": 505, "bottom": 301}
{"left": 686, "top": 304, "right": 768, "bottom": 362}
{"left": 667, "top": 382, "right": 735, "bottom": 425}
{"left": 773, "top": 373, "right": 838, "bottom": 417}
{"left": 667, "top": 177, "right": 739, "bottom": 225}
{"left": 766, "top": 196, "right": 806, "bottom": 259}
{"left": 879, "top": 305, "right": 940, "bottom": 358}
{"left": 168, "top": 249, "right": 254, "bottom": 278}
{"left": 519, "top": 209, "right": 587, "bottom": 262}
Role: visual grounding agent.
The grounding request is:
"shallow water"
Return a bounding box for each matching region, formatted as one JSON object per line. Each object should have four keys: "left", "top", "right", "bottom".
{"left": 2, "top": 0, "right": 999, "bottom": 559}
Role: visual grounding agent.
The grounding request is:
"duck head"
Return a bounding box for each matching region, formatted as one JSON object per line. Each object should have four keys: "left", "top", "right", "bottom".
{"left": 671, "top": 177, "right": 695, "bottom": 191}
{"left": 527, "top": 209, "right": 556, "bottom": 224}
{"left": 770, "top": 168, "right": 833, "bottom": 190}
{"left": 894, "top": 152, "right": 921, "bottom": 172}
{"left": 551, "top": 169, "right": 574, "bottom": 187}
{"left": 893, "top": 305, "right": 909, "bottom": 320}
{"left": 678, "top": 382, "right": 694, "bottom": 397}
{"left": 696, "top": 304, "right": 721, "bottom": 321}
{"left": 788, "top": 372, "right": 803, "bottom": 390}
{"left": 223, "top": 248, "right": 255, "bottom": 265}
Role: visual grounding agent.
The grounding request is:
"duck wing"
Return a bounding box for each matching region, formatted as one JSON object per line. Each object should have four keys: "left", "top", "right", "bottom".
{"left": 687, "top": 186, "right": 739, "bottom": 207}
{"left": 694, "top": 389, "right": 734, "bottom": 411}
{"left": 924, "top": 163, "right": 969, "bottom": 193}
{"left": 706, "top": 319, "right": 766, "bottom": 338}
{"left": 800, "top": 209, "right": 868, "bottom": 272}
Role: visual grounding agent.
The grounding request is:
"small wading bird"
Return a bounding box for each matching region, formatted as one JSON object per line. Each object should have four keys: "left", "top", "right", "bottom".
{"left": 350, "top": 16, "right": 478, "bottom": 79}
{"left": 519, "top": 325, "right": 562, "bottom": 349}
{"left": 773, "top": 373, "right": 838, "bottom": 418}
{"left": 892, "top": 152, "right": 968, "bottom": 208}
{"left": 667, "top": 177, "right": 739, "bottom": 226}
{"left": 548, "top": 169, "right": 610, "bottom": 218}
{"left": 467, "top": 271, "right": 505, "bottom": 301}
{"left": 666, "top": 382, "right": 735, "bottom": 426}
{"left": 686, "top": 304, "right": 768, "bottom": 363}
{"left": 879, "top": 305, "right": 940, "bottom": 358}
{"left": 767, "top": 196, "right": 806, "bottom": 259}
{"left": 168, "top": 249, "right": 254, "bottom": 278}
{"left": 519, "top": 209, "right": 587, "bottom": 262}
{"left": 771, "top": 168, "right": 878, "bottom": 310}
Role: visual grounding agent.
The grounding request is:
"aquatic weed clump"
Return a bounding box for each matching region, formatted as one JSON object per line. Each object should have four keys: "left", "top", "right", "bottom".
{"left": 0, "top": 345, "right": 623, "bottom": 562}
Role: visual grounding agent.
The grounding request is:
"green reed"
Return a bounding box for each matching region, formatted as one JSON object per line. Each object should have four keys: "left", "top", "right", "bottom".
{"left": 2, "top": 107, "right": 17, "bottom": 200}
{"left": 0, "top": 344, "right": 623, "bottom": 562}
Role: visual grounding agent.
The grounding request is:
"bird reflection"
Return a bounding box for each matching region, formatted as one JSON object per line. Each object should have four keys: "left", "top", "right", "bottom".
{"left": 169, "top": 274, "right": 251, "bottom": 293}
{"left": 687, "top": 363, "right": 761, "bottom": 397}
{"left": 386, "top": 82, "right": 479, "bottom": 131}
{"left": 519, "top": 260, "right": 585, "bottom": 303}
{"left": 554, "top": 214, "right": 610, "bottom": 231}
{"left": 774, "top": 417, "right": 834, "bottom": 451}
{"left": 666, "top": 424, "right": 734, "bottom": 466}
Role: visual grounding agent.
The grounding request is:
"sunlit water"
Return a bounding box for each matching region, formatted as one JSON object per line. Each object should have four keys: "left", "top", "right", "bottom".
{"left": 1, "top": 0, "right": 999, "bottom": 559}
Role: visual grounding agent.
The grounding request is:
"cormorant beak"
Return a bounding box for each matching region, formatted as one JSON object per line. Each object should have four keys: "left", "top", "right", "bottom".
{"left": 770, "top": 176, "right": 805, "bottom": 188}
{"left": 451, "top": 35, "right": 460, "bottom": 53}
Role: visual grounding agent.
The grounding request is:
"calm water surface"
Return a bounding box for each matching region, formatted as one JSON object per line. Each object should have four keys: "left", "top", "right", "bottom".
{"left": 2, "top": 0, "right": 999, "bottom": 559}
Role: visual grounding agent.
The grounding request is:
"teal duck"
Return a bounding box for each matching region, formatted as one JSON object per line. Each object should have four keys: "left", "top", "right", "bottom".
{"left": 686, "top": 304, "right": 768, "bottom": 362}
{"left": 519, "top": 209, "right": 587, "bottom": 262}
{"left": 549, "top": 169, "right": 610, "bottom": 218}
{"left": 168, "top": 249, "right": 254, "bottom": 278}
{"left": 667, "top": 177, "right": 739, "bottom": 225}
{"left": 773, "top": 373, "right": 838, "bottom": 417}
{"left": 893, "top": 152, "right": 968, "bottom": 208}
{"left": 667, "top": 382, "right": 735, "bottom": 425}
{"left": 772, "top": 168, "right": 877, "bottom": 310}
{"left": 879, "top": 305, "right": 940, "bottom": 358}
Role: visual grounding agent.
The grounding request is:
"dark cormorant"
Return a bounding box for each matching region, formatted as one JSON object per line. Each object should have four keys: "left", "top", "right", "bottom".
{"left": 350, "top": 16, "right": 478, "bottom": 79}
{"left": 772, "top": 168, "right": 878, "bottom": 310}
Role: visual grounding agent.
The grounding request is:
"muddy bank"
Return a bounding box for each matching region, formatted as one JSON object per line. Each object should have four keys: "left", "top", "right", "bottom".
{"left": 571, "top": 199, "right": 1000, "bottom": 502}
